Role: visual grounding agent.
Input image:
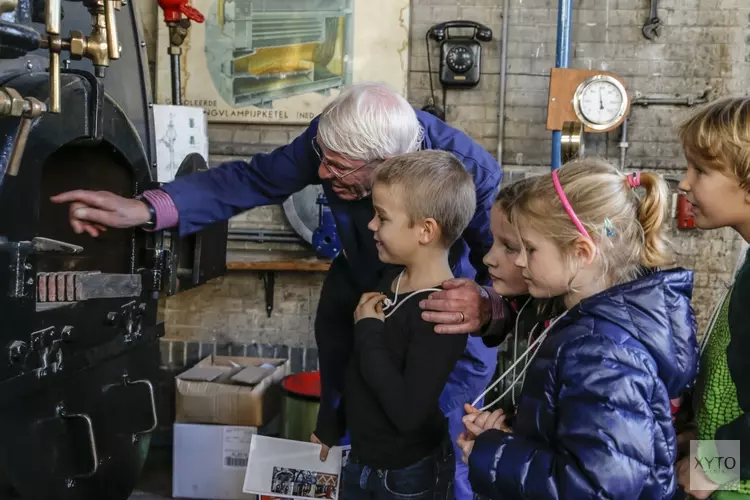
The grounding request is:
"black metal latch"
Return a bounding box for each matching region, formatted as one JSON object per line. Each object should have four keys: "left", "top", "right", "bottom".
{"left": 106, "top": 300, "right": 146, "bottom": 343}
{"left": 7, "top": 325, "right": 74, "bottom": 377}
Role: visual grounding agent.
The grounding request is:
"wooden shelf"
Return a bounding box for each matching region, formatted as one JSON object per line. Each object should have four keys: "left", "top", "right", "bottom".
{"left": 225, "top": 250, "right": 331, "bottom": 317}
{"left": 226, "top": 250, "right": 331, "bottom": 272}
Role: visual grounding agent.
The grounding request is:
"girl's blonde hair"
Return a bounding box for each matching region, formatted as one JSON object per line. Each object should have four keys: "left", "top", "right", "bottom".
{"left": 508, "top": 159, "right": 673, "bottom": 285}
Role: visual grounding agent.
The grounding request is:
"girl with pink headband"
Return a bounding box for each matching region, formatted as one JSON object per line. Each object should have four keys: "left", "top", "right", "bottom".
{"left": 459, "top": 159, "right": 699, "bottom": 499}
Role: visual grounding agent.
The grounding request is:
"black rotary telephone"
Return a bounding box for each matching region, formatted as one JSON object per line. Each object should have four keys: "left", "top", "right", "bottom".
{"left": 421, "top": 21, "right": 493, "bottom": 120}
{"left": 429, "top": 21, "right": 493, "bottom": 88}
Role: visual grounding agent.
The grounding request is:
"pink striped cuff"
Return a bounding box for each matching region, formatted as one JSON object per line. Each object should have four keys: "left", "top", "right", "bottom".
{"left": 142, "top": 189, "right": 179, "bottom": 231}
{"left": 471, "top": 286, "right": 510, "bottom": 338}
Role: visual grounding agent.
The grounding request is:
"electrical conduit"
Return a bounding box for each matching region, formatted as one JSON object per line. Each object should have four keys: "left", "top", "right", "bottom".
{"left": 551, "top": 0, "right": 573, "bottom": 171}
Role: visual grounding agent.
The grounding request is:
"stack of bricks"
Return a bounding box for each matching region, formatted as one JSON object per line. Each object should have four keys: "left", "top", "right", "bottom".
{"left": 136, "top": 0, "right": 750, "bottom": 347}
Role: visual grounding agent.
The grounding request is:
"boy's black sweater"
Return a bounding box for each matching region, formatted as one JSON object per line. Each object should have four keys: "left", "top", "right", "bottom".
{"left": 320, "top": 270, "right": 467, "bottom": 470}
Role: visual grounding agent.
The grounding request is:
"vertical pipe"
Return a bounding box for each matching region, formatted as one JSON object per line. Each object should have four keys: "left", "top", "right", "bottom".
{"left": 105, "top": 0, "right": 122, "bottom": 60}
{"left": 45, "top": 0, "right": 61, "bottom": 35}
{"left": 46, "top": 0, "right": 62, "bottom": 113}
{"left": 170, "top": 53, "right": 182, "bottom": 105}
{"left": 496, "top": 0, "right": 511, "bottom": 165}
{"left": 618, "top": 118, "right": 629, "bottom": 170}
{"left": 551, "top": 0, "right": 573, "bottom": 171}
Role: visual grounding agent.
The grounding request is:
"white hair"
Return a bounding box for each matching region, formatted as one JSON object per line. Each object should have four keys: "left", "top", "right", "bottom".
{"left": 317, "top": 81, "right": 424, "bottom": 161}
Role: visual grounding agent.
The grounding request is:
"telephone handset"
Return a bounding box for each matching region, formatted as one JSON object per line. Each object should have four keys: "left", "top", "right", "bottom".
{"left": 428, "top": 21, "right": 493, "bottom": 44}
{"left": 427, "top": 21, "right": 492, "bottom": 89}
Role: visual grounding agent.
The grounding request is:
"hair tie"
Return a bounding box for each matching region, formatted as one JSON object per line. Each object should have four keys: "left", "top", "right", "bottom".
{"left": 552, "top": 170, "right": 591, "bottom": 239}
{"left": 628, "top": 172, "right": 641, "bottom": 188}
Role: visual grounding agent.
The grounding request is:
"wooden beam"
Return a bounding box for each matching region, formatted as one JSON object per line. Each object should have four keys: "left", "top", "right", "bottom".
{"left": 226, "top": 250, "right": 331, "bottom": 273}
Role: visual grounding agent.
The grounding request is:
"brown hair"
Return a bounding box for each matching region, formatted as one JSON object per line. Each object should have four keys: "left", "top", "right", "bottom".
{"left": 373, "top": 150, "right": 476, "bottom": 247}
{"left": 678, "top": 96, "right": 750, "bottom": 190}
{"left": 508, "top": 159, "right": 673, "bottom": 285}
{"left": 495, "top": 177, "right": 533, "bottom": 213}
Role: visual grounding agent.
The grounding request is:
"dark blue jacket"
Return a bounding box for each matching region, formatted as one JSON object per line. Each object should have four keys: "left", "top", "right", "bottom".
{"left": 160, "top": 110, "right": 502, "bottom": 415}
{"left": 469, "top": 269, "right": 699, "bottom": 499}
{"left": 161, "top": 110, "right": 501, "bottom": 290}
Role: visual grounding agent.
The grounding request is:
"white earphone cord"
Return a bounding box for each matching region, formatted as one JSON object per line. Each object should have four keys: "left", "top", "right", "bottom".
{"left": 383, "top": 271, "right": 567, "bottom": 413}
{"left": 471, "top": 310, "right": 569, "bottom": 412}
{"left": 511, "top": 297, "right": 533, "bottom": 406}
{"left": 382, "top": 270, "right": 441, "bottom": 319}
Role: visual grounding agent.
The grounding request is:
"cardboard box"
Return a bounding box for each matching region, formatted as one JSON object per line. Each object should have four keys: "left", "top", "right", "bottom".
{"left": 176, "top": 355, "right": 290, "bottom": 427}
{"left": 173, "top": 423, "right": 258, "bottom": 500}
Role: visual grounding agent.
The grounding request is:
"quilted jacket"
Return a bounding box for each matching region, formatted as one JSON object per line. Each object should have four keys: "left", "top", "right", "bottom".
{"left": 469, "top": 268, "right": 699, "bottom": 499}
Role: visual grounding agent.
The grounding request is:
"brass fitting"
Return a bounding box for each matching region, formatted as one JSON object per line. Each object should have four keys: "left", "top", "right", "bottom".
{"left": 0, "top": 87, "right": 45, "bottom": 118}
{"left": 79, "top": 1, "right": 123, "bottom": 76}
{"left": 68, "top": 31, "right": 87, "bottom": 59}
{"left": 67, "top": 27, "right": 107, "bottom": 69}
{"left": 42, "top": 0, "right": 123, "bottom": 112}
{"left": 0, "top": 87, "right": 47, "bottom": 177}
{"left": 0, "top": 87, "right": 28, "bottom": 117}
{"left": 167, "top": 20, "right": 192, "bottom": 48}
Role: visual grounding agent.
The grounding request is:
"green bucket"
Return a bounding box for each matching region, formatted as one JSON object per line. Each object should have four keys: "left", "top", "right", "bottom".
{"left": 280, "top": 371, "right": 321, "bottom": 443}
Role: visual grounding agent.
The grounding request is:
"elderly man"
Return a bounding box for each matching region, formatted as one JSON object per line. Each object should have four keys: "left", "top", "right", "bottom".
{"left": 51, "top": 81, "right": 502, "bottom": 500}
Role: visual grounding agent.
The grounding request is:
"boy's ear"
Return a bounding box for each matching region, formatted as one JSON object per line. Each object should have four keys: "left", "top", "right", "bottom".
{"left": 420, "top": 218, "right": 440, "bottom": 245}
{"left": 574, "top": 236, "right": 597, "bottom": 265}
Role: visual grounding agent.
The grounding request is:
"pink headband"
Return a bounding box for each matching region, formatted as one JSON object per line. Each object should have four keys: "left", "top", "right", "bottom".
{"left": 552, "top": 170, "right": 591, "bottom": 239}
{"left": 628, "top": 172, "right": 641, "bottom": 188}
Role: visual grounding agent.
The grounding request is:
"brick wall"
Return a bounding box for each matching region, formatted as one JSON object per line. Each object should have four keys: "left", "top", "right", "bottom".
{"left": 137, "top": 0, "right": 749, "bottom": 348}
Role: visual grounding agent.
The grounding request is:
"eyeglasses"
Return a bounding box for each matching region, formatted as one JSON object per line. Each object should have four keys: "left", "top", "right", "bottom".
{"left": 312, "top": 137, "right": 381, "bottom": 179}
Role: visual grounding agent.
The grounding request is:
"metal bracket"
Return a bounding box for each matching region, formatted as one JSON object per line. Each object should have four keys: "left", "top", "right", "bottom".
{"left": 106, "top": 300, "right": 145, "bottom": 343}
{"left": 262, "top": 272, "right": 274, "bottom": 317}
{"left": 0, "top": 238, "right": 33, "bottom": 298}
{"left": 29, "top": 326, "right": 66, "bottom": 376}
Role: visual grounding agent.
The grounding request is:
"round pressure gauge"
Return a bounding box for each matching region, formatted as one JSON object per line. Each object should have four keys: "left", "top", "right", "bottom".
{"left": 572, "top": 75, "right": 629, "bottom": 131}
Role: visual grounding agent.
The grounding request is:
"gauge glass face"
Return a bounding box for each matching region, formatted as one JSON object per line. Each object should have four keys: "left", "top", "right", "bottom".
{"left": 578, "top": 80, "right": 624, "bottom": 125}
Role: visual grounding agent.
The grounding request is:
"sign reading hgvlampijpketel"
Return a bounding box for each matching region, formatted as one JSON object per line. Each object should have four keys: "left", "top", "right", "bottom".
{"left": 154, "top": 0, "right": 409, "bottom": 125}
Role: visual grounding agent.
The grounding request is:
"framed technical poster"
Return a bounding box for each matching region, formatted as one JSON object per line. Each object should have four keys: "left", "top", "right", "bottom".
{"left": 155, "top": 0, "right": 410, "bottom": 125}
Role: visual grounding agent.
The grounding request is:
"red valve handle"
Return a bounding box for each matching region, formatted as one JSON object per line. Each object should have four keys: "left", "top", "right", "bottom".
{"left": 157, "top": 0, "right": 204, "bottom": 24}
{"left": 181, "top": 4, "right": 205, "bottom": 23}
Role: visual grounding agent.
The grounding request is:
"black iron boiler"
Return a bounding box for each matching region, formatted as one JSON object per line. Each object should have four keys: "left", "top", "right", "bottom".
{"left": 0, "top": 1, "right": 227, "bottom": 498}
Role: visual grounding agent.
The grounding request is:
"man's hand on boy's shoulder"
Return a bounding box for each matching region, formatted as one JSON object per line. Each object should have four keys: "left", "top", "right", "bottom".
{"left": 419, "top": 278, "right": 490, "bottom": 334}
{"left": 354, "top": 292, "right": 386, "bottom": 323}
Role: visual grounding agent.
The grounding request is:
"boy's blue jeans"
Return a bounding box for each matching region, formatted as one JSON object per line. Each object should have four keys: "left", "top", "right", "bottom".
{"left": 341, "top": 439, "right": 455, "bottom": 500}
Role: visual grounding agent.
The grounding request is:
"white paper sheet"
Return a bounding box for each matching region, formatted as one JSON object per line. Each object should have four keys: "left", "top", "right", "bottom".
{"left": 152, "top": 104, "right": 209, "bottom": 183}
{"left": 243, "top": 436, "right": 350, "bottom": 500}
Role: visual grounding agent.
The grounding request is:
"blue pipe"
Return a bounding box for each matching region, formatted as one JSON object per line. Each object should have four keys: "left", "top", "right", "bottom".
{"left": 551, "top": 0, "right": 573, "bottom": 171}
